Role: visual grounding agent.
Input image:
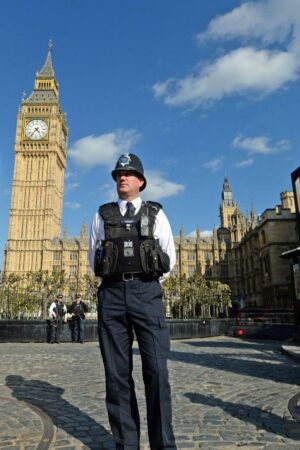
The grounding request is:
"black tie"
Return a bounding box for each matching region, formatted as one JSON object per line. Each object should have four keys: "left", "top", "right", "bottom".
{"left": 125, "top": 202, "right": 135, "bottom": 218}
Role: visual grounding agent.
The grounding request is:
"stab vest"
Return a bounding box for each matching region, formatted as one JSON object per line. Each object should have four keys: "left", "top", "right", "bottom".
{"left": 73, "top": 302, "right": 86, "bottom": 319}
{"left": 95, "top": 201, "right": 170, "bottom": 277}
{"left": 55, "top": 302, "right": 65, "bottom": 318}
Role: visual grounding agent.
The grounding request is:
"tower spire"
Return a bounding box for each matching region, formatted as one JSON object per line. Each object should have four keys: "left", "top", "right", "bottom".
{"left": 196, "top": 225, "right": 201, "bottom": 243}
{"left": 24, "top": 41, "right": 59, "bottom": 103}
{"left": 80, "top": 222, "right": 88, "bottom": 240}
{"left": 38, "top": 39, "right": 55, "bottom": 77}
{"left": 180, "top": 226, "right": 184, "bottom": 242}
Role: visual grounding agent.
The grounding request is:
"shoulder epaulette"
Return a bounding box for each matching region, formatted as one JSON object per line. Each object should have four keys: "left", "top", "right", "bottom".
{"left": 145, "top": 201, "right": 162, "bottom": 210}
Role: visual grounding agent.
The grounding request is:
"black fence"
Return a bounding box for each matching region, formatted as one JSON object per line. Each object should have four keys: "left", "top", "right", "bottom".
{"left": 0, "top": 318, "right": 235, "bottom": 343}
{"left": 235, "top": 308, "right": 294, "bottom": 325}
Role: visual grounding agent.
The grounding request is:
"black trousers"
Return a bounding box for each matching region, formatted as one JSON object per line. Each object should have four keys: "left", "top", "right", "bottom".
{"left": 98, "top": 278, "right": 176, "bottom": 450}
{"left": 50, "top": 318, "right": 63, "bottom": 342}
{"left": 70, "top": 317, "right": 85, "bottom": 342}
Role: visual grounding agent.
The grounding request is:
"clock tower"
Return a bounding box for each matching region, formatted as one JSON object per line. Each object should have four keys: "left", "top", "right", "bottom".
{"left": 219, "top": 177, "right": 245, "bottom": 246}
{"left": 4, "top": 41, "right": 68, "bottom": 275}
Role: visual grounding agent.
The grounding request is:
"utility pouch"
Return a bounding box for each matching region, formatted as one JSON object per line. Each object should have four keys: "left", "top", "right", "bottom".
{"left": 94, "top": 240, "right": 118, "bottom": 277}
{"left": 140, "top": 239, "right": 170, "bottom": 276}
{"left": 157, "top": 248, "right": 171, "bottom": 273}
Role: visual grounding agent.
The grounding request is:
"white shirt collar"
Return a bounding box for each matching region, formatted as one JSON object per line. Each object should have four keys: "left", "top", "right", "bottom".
{"left": 118, "top": 196, "right": 142, "bottom": 213}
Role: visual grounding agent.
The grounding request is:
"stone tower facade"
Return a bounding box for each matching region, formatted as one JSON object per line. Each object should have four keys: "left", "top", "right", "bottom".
{"left": 219, "top": 177, "right": 245, "bottom": 246}
{"left": 172, "top": 177, "right": 250, "bottom": 284}
{"left": 4, "top": 42, "right": 68, "bottom": 275}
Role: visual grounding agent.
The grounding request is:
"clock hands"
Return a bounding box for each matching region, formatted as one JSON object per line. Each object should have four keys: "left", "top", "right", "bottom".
{"left": 29, "top": 127, "right": 38, "bottom": 137}
{"left": 29, "top": 127, "right": 41, "bottom": 138}
{"left": 25, "top": 120, "right": 48, "bottom": 140}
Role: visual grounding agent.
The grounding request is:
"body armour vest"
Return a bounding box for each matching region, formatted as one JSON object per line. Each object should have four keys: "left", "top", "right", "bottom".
{"left": 55, "top": 303, "right": 65, "bottom": 318}
{"left": 94, "top": 201, "right": 170, "bottom": 278}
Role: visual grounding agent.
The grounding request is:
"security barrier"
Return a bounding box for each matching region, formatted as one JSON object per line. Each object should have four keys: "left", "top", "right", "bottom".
{"left": 0, "top": 319, "right": 234, "bottom": 342}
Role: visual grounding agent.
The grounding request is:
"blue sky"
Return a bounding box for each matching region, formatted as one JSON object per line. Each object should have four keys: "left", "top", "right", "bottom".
{"left": 0, "top": 0, "right": 299, "bottom": 270}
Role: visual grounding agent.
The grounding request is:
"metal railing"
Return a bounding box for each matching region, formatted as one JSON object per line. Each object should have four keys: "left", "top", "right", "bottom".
{"left": 235, "top": 309, "right": 294, "bottom": 325}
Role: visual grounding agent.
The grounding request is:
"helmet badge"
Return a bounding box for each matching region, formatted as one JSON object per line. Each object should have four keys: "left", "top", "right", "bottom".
{"left": 118, "top": 154, "right": 131, "bottom": 167}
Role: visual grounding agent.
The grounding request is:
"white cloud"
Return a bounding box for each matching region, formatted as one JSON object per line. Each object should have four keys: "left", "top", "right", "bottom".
{"left": 99, "top": 170, "right": 185, "bottom": 202}
{"left": 68, "top": 129, "right": 140, "bottom": 168}
{"left": 232, "top": 135, "right": 290, "bottom": 154}
{"left": 235, "top": 158, "right": 254, "bottom": 168}
{"left": 152, "top": 79, "right": 173, "bottom": 98}
{"left": 143, "top": 170, "right": 185, "bottom": 200}
{"left": 201, "top": 230, "right": 213, "bottom": 239}
{"left": 65, "top": 201, "right": 81, "bottom": 210}
{"left": 188, "top": 229, "right": 213, "bottom": 239}
{"left": 155, "top": 47, "right": 298, "bottom": 107}
{"left": 203, "top": 157, "right": 223, "bottom": 172}
{"left": 154, "top": 0, "right": 300, "bottom": 108}
{"left": 196, "top": 0, "right": 299, "bottom": 45}
{"left": 65, "top": 182, "right": 80, "bottom": 193}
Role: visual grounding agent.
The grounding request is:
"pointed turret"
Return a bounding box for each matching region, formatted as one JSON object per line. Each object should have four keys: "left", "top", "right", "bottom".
{"left": 179, "top": 226, "right": 184, "bottom": 243}
{"left": 38, "top": 40, "right": 55, "bottom": 77}
{"left": 63, "top": 226, "right": 69, "bottom": 240}
{"left": 245, "top": 211, "right": 251, "bottom": 232}
{"left": 251, "top": 206, "right": 257, "bottom": 228}
{"left": 196, "top": 226, "right": 201, "bottom": 243}
{"left": 80, "top": 222, "right": 88, "bottom": 240}
{"left": 213, "top": 225, "right": 218, "bottom": 243}
{"left": 24, "top": 40, "right": 59, "bottom": 103}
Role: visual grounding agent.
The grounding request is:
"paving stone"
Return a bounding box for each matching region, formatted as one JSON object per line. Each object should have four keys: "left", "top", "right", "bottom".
{"left": 0, "top": 337, "right": 300, "bottom": 448}
{"left": 176, "top": 443, "right": 198, "bottom": 448}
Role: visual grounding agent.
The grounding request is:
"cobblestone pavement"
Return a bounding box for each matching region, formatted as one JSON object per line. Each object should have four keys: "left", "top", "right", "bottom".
{"left": 0, "top": 337, "right": 300, "bottom": 449}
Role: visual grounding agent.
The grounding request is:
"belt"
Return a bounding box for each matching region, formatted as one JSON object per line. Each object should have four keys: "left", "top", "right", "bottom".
{"left": 103, "top": 272, "right": 159, "bottom": 282}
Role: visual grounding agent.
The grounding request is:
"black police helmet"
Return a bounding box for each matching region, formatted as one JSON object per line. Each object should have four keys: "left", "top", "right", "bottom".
{"left": 111, "top": 153, "right": 147, "bottom": 191}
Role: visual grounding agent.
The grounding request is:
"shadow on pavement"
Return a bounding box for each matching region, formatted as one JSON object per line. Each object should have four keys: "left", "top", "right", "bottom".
{"left": 180, "top": 339, "right": 282, "bottom": 363}
{"left": 181, "top": 339, "right": 279, "bottom": 352}
{"left": 6, "top": 375, "right": 112, "bottom": 450}
{"left": 168, "top": 343, "right": 300, "bottom": 386}
{"left": 185, "top": 392, "right": 300, "bottom": 439}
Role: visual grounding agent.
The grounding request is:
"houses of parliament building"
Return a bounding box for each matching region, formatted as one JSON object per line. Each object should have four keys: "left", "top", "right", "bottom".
{"left": 3, "top": 44, "right": 299, "bottom": 308}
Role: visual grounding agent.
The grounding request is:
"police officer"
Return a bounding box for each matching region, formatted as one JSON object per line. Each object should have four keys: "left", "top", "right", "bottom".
{"left": 69, "top": 294, "right": 88, "bottom": 343}
{"left": 89, "top": 153, "right": 177, "bottom": 450}
{"left": 48, "top": 294, "right": 67, "bottom": 344}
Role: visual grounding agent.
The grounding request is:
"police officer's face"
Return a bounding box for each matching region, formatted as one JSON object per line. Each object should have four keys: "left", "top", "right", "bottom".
{"left": 116, "top": 171, "right": 144, "bottom": 199}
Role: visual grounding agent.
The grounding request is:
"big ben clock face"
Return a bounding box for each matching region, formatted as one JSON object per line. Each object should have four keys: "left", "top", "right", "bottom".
{"left": 25, "top": 119, "right": 48, "bottom": 140}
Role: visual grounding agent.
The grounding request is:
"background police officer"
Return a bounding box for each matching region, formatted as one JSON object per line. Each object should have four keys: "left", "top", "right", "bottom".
{"left": 48, "top": 294, "right": 67, "bottom": 344}
{"left": 89, "top": 153, "right": 177, "bottom": 450}
{"left": 68, "top": 294, "right": 88, "bottom": 343}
